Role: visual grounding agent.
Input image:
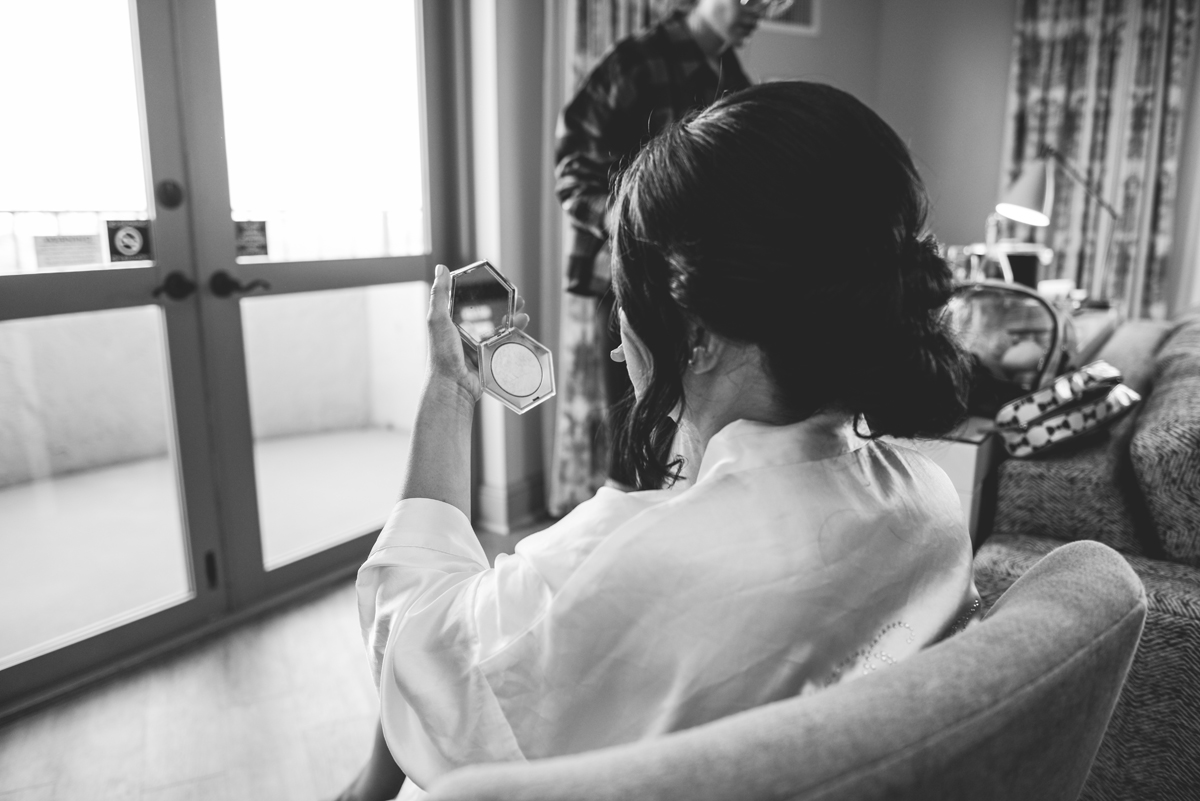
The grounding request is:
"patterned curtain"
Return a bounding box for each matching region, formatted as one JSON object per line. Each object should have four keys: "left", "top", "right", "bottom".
{"left": 1000, "top": 0, "right": 1198, "bottom": 319}
{"left": 547, "top": 0, "right": 660, "bottom": 516}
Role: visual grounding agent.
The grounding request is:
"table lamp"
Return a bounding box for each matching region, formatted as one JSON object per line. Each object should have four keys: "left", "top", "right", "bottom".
{"left": 996, "top": 156, "right": 1054, "bottom": 227}
{"left": 987, "top": 145, "right": 1119, "bottom": 291}
{"left": 996, "top": 144, "right": 1118, "bottom": 227}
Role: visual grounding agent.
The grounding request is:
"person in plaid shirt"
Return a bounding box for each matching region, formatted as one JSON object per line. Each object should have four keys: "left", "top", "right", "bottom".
{"left": 555, "top": 0, "right": 783, "bottom": 483}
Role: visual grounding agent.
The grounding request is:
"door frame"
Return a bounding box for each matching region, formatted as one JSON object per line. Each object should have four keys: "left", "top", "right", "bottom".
{"left": 0, "top": 0, "right": 468, "bottom": 720}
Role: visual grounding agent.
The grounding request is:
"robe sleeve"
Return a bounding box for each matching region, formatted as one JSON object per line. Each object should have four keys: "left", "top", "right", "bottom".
{"left": 356, "top": 490, "right": 665, "bottom": 788}
{"left": 355, "top": 499, "right": 538, "bottom": 788}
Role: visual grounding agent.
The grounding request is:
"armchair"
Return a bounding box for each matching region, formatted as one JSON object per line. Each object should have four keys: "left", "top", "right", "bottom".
{"left": 429, "top": 541, "right": 1145, "bottom": 801}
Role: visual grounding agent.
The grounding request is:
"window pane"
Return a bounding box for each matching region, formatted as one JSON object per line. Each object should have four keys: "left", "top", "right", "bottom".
{"left": 0, "top": 0, "right": 151, "bottom": 275}
{"left": 215, "top": 0, "right": 427, "bottom": 263}
{"left": 240, "top": 284, "right": 427, "bottom": 569}
{"left": 0, "top": 307, "right": 191, "bottom": 669}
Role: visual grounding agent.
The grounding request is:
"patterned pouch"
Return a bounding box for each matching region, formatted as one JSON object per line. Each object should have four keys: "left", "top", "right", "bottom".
{"left": 994, "top": 360, "right": 1141, "bottom": 458}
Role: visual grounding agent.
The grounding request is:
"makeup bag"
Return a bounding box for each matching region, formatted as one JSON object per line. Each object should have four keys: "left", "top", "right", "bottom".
{"left": 994, "top": 360, "right": 1142, "bottom": 458}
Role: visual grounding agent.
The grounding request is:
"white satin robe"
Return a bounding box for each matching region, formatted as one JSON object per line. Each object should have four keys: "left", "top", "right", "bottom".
{"left": 357, "top": 419, "right": 981, "bottom": 795}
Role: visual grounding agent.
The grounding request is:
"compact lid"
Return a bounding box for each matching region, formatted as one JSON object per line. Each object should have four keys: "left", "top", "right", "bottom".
{"left": 449, "top": 260, "right": 516, "bottom": 345}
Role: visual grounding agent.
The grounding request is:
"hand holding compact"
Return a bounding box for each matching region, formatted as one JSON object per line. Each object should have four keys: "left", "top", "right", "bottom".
{"left": 427, "top": 264, "right": 484, "bottom": 403}
{"left": 448, "top": 260, "right": 555, "bottom": 414}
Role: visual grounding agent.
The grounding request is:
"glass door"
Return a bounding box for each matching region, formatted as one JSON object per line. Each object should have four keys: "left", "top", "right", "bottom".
{"left": 0, "top": 0, "right": 226, "bottom": 709}
{"left": 1, "top": 0, "right": 457, "bottom": 713}
{"left": 172, "top": 0, "right": 449, "bottom": 605}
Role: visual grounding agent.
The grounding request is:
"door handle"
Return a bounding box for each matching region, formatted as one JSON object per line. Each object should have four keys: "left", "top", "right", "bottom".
{"left": 151, "top": 271, "right": 198, "bottom": 301}
{"left": 209, "top": 270, "right": 271, "bottom": 298}
{"left": 155, "top": 179, "right": 185, "bottom": 210}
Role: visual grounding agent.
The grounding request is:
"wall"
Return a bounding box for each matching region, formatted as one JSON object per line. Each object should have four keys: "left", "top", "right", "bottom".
{"left": 366, "top": 283, "right": 429, "bottom": 430}
{"left": 0, "top": 307, "right": 170, "bottom": 487}
{"left": 242, "top": 284, "right": 427, "bottom": 439}
{"left": 741, "top": 0, "right": 1018, "bottom": 249}
{"left": 739, "top": 0, "right": 881, "bottom": 106}
{"left": 241, "top": 292, "right": 373, "bottom": 439}
{"left": 875, "top": 0, "right": 1017, "bottom": 248}
{"left": 470, "top": 0, "right": 549, "bottom": 531}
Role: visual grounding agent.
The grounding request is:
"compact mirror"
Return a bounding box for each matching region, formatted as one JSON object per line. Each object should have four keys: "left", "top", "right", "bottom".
{"left": 451, "top": 263, "right": 512, "bottom": 344}
{"left": 449, "top": 260, "right": 555, "bottom": 414}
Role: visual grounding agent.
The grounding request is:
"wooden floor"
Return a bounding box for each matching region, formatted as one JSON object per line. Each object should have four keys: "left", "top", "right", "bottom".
{"left": 0, "top": 527, "right": 543, "bottom": 801}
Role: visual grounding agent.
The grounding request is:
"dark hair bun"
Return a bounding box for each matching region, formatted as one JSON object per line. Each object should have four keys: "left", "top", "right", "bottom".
{"left": 752, "top": 232, "right": 968, "bottom": 442}
{"left": 860, "top": 235, "right": 969, "bottom": 438}
{"left": 610, "top": 81, "right": 970, "bottom": 488}
{"left": 900, "top": 235, "right": 954, "bottom": 315}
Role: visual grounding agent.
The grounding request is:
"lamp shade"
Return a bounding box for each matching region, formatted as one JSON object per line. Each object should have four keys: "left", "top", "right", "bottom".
{"left": 996, "top": 158, "right": 1054, "bottom": 227}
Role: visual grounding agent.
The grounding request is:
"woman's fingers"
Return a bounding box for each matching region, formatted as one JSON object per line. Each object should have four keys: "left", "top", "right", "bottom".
{"left": 500, "top": 293, "right": 529, "bottom": 331}
{"left": 427, "top": 265, "right": 474, "bottom": 388}
{"left": 429, "top": 264, "right": 452, "bottom": 323}
{"left": 429, "top": 264, "right": 463, "bottom": 344}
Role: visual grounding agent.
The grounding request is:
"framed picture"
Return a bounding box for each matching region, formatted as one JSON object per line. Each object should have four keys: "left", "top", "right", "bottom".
{"left": 761, "top": 0, "right": 819, "bottom": 36}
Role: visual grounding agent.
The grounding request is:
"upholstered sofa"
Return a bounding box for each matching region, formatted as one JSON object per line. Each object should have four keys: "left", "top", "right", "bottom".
{"left": 973, "top": 310, "right": 1200, "bottom": 800}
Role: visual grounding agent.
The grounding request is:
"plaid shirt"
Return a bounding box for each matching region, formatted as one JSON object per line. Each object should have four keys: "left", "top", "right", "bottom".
{"left": 555, "top": 11, "right": 751, "bottom": 295}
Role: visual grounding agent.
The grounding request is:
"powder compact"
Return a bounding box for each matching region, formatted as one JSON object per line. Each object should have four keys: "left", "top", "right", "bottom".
{"left": 449, "top": 260, "right": 555, "bottom": 414}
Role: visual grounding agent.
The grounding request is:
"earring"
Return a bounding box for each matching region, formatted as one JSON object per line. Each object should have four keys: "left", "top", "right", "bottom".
{"left": 688, "top": 346, "right": 703, "bottom": 367}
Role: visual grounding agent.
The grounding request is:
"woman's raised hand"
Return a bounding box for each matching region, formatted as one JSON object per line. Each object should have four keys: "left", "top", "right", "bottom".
{"left": 426, "top": 264, "right": 479, "bottom": 402}
{"left": 426, "top": 264, "right": 529, "bottom": 404}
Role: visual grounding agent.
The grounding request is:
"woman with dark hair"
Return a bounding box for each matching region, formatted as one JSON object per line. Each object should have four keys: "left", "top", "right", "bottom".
{"left": 608, "top": 79, "right": 969, "bottom": 490}
{"left": 347, "top": 81, "right": 980, "bottom": 801}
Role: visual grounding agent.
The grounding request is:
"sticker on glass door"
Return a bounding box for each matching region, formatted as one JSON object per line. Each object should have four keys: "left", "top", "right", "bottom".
{"left": 107, "top": 220, "right": 153, "bottom": 262}
{"left": 235, "top": 220, "right": 268, "bottom": 258}
{"left": 33, "top": 235, "right": 102, "bottom": 269}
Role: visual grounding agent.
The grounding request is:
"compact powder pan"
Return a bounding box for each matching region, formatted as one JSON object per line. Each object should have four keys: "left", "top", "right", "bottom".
{"left": 491, "top": 342, "right": 542, "bottom": 397}
{"left": 449, "top": 261, "right": 555, "bottom": 414}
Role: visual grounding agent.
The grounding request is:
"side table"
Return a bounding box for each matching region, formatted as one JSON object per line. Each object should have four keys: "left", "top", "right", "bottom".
{"left": 893, "top": 416, "right": 1003, "bottom": 549}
